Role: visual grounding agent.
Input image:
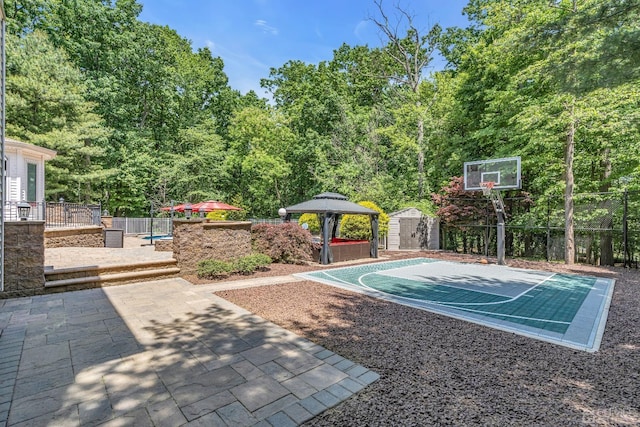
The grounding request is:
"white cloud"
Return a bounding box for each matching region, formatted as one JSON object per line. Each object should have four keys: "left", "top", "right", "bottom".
{"left": 354, "top": 19, "right": 373, "bottom": 42}
{"left": 205, "top": 40, "right": 215, "bottom": 49}
{"left": 254, "top": 19, "right": 279, "bottom": 35}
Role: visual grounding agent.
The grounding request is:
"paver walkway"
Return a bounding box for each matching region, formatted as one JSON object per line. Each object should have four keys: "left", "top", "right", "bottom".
{"left": 0, "top": 278, "right": 379, "bottom": 426}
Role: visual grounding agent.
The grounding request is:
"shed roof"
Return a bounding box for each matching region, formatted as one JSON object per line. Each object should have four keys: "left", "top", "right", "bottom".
{"left": 388, "top": 207, "right": 423, "bottom": 217}
{"left": 284, "top": 192, "right": 378, "bottom": 215}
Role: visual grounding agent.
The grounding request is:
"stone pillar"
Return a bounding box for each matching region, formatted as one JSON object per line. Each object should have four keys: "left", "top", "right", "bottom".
{"left": 101, "top": 216, "right": 113, "bottom": 228}
{"left": 172, "top": 220, "right": 252, "bottom": 274}
{"left": 3, "top": 221, "right": 45, "bottom": 297}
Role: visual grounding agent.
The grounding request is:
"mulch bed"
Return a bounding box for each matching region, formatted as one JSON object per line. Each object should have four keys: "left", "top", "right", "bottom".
{"left": 210, "top": 251, "right": 640, "bottom": 426}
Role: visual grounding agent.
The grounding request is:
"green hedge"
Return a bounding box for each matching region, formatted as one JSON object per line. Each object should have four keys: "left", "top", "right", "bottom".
{"left": 197, "top": 253, "right": 272, "bottom": 279}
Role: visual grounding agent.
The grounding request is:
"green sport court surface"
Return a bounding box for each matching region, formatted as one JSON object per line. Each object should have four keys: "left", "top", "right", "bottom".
{"left": 296, "top": 258, "right": 616, "bottom": 352}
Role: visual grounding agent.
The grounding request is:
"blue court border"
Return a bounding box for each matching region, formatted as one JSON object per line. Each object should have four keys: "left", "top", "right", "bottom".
{"left": 295, "top": 258, "right": 616, "bottom": 352}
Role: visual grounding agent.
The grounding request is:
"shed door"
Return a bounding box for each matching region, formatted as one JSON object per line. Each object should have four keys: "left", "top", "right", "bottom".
{"left": 399, "top": 218, "right": 420, "bottom": 249}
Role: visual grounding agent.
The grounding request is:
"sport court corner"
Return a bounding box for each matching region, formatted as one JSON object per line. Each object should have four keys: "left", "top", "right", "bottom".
{"left": 296, "top": 258, "right": 616, "bottom": 352}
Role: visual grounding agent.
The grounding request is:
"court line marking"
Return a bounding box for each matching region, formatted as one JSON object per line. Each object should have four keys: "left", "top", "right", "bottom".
{"left": 359, "top": 268, "right": 559, "bottom": 306}
{"left": 296, "top": 259, "right": 614, "bottom": 352}
{"left": 354, "top": 271, "right": 570, "bottom": 324}
{"left": 316, "top": 269, "right": 569, "bottom": 325}
{"left": 378, "top": 260, "right": 554, "bottom": 299}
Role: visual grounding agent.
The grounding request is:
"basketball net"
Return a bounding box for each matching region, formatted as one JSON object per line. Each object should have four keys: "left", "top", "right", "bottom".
{"left": 479, "top": 181, "right": 494, "bottom": 197}
{"left": 480, "top": 181, "right": 506, "bottom": 217}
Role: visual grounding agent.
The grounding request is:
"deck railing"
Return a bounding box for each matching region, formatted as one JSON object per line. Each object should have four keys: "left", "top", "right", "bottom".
{"left": 4, "top": 201, "right": 102, "bottom": 228}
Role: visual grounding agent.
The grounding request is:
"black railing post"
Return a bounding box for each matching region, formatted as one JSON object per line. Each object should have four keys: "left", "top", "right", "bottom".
{"left": 623, "top": 190, "right": 629, "bottom": 268}
{"left": 546, "top": 197, "right": 551, "bottom": 262}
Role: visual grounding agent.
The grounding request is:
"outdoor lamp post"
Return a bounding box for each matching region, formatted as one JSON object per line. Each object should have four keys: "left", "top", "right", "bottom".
{"left": 184, "top": 203, "right": 192, "bottom": 220}
{"left": 17, "top": 201, "right": 30, "bottom": 221}
{"left": 199, "top": 208, "right": 205, "bottom": 218}
{"left": 278, "top": 207, "right": 287, "bottom": 223}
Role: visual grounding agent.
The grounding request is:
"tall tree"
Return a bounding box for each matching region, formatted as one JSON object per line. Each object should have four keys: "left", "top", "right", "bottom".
{"left": 371, "top": 0, "right": 441, "bottom": 199}
{"left": 227, "top": 107, "right": 295, "bottom": 217}
{"left": 444, "top": 0, "right": 640, "bottom": 264}
{"left": 6, "top": 31, "right": 113, "bottom": 202}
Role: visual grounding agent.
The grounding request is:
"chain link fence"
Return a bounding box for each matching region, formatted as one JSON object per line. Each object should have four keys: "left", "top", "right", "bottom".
{"left": 439, "top": 191, "right": 638, "bottom": 267}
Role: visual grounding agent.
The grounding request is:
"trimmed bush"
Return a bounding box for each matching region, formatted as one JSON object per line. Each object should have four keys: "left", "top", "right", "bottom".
{"left": 252, "top": 222, "right": 314, "bottom": 264}
{"left": 340, "top": 201, "right": 390, "bottom": 240}
{"left": 205, "top": 209, "right": 248, "bottom": 221}
{"left": 206, "top": 210, "right": 228, "bottom": 220}
{"left": 297, "top": 213, "right": 320, "bottom": 233}
{"left": 197, "top": 253, "right": 272, "bottom": 278}
{"left": 232, "top": 253, "right": 272, "bottom": 275}
{"left": 197, "top": 259, "right": 233, "bottom": 278}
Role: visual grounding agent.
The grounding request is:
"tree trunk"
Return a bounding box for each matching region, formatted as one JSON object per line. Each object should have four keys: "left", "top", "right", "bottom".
{"left": 417, "top": 116, "right": 425, "bottom": 198}
{"left": 599, "top": 148, "right": 614, "bottom": 266}
{"left": 564, "top": 102, "right": 576, "bottom": 265}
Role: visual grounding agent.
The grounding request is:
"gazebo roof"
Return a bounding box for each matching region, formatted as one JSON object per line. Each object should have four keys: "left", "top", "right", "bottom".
{"left": 284, "top": 192, "right": 378, "bottom": 215}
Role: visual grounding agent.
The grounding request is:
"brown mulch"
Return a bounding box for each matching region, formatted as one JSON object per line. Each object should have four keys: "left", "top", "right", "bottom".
{"left": 212, "top": 251, "right": 640, "bottom": 426}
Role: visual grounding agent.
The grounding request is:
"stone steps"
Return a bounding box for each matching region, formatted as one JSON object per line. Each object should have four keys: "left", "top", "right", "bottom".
{"left": 44, "top": 259, "right": 180, "bottom": 290}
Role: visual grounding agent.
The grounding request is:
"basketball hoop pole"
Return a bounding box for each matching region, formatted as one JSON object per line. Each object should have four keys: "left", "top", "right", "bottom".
{"left": 496, "top": 208, "right": 506, "bottom": 266}
{"left": 465, "top": 157, "right": 521, "bottom": 266}
{"left": 480, "top": 182, "right": 506, "bottom": 266}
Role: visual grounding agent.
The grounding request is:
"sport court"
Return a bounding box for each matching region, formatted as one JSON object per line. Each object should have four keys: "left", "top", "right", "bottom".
{"left": 296, "top": 258, "right": 616, "bottom": 352}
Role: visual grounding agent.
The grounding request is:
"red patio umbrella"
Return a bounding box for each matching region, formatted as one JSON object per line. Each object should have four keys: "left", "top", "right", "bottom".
{"left": 190, "top": 200, "right": 242, "bottom": 212}
{"left": 160, "top": 203, "right": 186, "bottom": 212}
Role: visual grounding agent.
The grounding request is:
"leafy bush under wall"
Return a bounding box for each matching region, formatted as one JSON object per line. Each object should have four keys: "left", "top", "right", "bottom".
{"left": 197, "top": 253, "right": 272, "bottom": 279}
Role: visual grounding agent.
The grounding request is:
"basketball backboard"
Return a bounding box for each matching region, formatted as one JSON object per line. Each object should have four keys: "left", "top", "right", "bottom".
{"left": 464, "top": 156, "right": 521, "bottom": 191}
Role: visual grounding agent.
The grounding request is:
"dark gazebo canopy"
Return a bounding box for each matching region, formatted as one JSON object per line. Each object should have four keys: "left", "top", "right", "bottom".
{"left": 284, "top": 192, "right": 378, "bottom": 215}
{"left": 283, "top": 192, "right": 379, "bottom": 264}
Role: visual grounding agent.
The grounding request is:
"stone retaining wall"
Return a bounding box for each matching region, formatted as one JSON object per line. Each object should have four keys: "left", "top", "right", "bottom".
{"left": 154, "top": 239, "right": 173, "bottom": 252}
{"left": 173, "top": 220, "right": 252, "bottom": 274}
{"left": 45, "top": 226, "right": 104, "bottom": 248}
{"left": 3, "top": 221, "right": 45, "bottom": 298}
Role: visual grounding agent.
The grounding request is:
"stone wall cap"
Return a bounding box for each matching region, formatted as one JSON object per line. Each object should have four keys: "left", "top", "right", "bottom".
{"left": 203, "top": 221, "right": 252, "bottom": 229}
{"left": 5, "top": 220, "right": 46, "bottom": 225}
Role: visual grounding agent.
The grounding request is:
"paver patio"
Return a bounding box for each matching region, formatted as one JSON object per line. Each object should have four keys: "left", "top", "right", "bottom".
{"left": 0, "top": 278, "right": 379, "bottom": 426}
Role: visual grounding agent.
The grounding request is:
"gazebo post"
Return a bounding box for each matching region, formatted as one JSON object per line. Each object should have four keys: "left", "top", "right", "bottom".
{"left": 321, "top": 213, "right": 332, "bottom": 265}
{"left": 370, "top": 214, "right": 379, "bottom": 258}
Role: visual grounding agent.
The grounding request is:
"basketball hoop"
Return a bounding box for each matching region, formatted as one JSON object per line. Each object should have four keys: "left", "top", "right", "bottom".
{"left": 479, "top": 181, "right": 494, "bottom": 197}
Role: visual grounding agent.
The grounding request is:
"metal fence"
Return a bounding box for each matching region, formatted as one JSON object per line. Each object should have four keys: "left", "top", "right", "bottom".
{"left": 108, "top": 217, "right": 282, "bottom": 235}
{"left": 249, "top": 218, "right": 284, "bottom": 225}
{"left": 111, "top": 217, "right": 172, "bottom": 235}
{"left": 4, "top": 201, "right": 102, "bottom": 228}
{"left": 439, "top": 191, "right": 637, "bottom": 267}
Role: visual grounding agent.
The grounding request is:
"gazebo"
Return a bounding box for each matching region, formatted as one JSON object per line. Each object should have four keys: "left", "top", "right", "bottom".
{"left": 283, "top": 192, "right": 379, "bottom": 264}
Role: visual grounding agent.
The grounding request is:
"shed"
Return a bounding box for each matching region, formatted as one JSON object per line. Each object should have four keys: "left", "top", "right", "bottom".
{"left": 387, "top": 208, "right": 439, "bottom": 251}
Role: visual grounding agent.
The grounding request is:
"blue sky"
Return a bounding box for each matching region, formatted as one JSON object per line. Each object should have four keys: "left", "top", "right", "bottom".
{"left": 138, "top": 0, "right": 470, "bottom": 96}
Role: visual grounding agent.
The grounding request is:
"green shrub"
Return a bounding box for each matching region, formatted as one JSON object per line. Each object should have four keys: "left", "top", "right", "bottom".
{"left": 252, "top": 222, "right": 314, "bottom": 264}
{"left": 225, "top": 208, "right": 247, "bottom": 221}
{"left": 197, "top": 254, "right": 272, "bottom": 278}
{"left": 206, "top": 210, "right": 227, "bottom": 220}
{"left": 297, "top": 213, "right": 320, "bottom": 233}
{"left": 205, "top": 208, "right": 248, "bottom": 221}
{"left": 197, "top": 259, "right": 233, "bottom": 279}
{"left": 340, "top": 201, "right": 390, "bottom": 240}
{"left": 232, "top": 253, "right": 272, "bottom": 275}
